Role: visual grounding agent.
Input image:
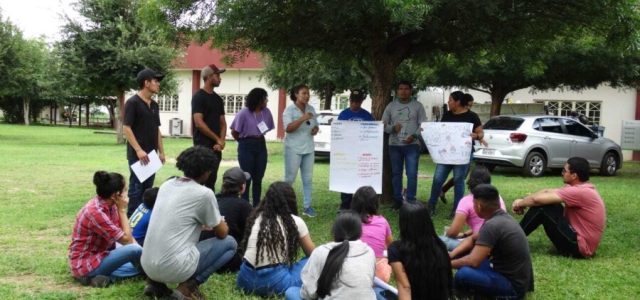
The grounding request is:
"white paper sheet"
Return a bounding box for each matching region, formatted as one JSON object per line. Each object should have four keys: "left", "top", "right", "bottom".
{"left": 329, "top": 121, "right": 383, "bottom": 194}
{"left": 130, "top": 150, "right": 162, "bottom": 182}
{"left": 374, "top": 276, "right": 398, "bottom": 295}
{"left": 421, "top": 122, "right": 473, "bottom": 165}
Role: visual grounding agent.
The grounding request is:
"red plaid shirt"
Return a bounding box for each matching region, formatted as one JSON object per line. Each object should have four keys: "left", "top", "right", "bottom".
{"left": 68, "top": 196, "right": 124, "bottom": 277}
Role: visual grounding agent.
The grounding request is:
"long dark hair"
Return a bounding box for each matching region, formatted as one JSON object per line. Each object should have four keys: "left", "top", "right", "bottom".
{"left": 316, "top": 212, "right": 362, "bottom": 298}
{"left": 467, "top": 165, "right": 491, "bottom": 190}
{"left": 93, "top": 171, "right": 125, "bottom": 199}
{"left": 246, "top": 88, "right": 267, "bottom": 111}
{"left": 350, "top": 186, "right": 379, "bottom": 223}
{"left": 398, "top": 202, "right": 453, "bottom": 299}
{"left": 240, "top": 182, "right": 300, "bottom": 266}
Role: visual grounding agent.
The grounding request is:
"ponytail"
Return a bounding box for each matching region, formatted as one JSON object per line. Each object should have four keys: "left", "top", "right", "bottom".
{"left": 316, "top": 240, "right": 350, "bottom": 298}
{"left": 93, "top": 171, "right": 125, "bottom": 199}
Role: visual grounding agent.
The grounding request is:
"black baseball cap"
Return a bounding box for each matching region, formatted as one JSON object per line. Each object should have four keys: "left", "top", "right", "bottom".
{"left": 136, "top": 68, "right": 165, "bottom": 85}
{"left": 223, "top": 167, "right": 251, "bottom": 185}
{"left": 349, "top": 89, "right": 366, "bottom": 101}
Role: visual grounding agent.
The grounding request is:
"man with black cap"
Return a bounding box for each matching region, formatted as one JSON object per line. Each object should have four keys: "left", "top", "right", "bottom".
{"left": 123, "top": 67, "right": 166, "bottom": 216}
{"left": 200, "top": 166, "right": 254, "bottom": 272}
{"left": 336, "top": 89, "right": 375, "bottom": 211}
{"left": 192, "top": 64, "right": 227, "bottom": 192}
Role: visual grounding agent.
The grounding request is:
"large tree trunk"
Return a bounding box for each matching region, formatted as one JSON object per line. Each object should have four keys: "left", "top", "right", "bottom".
{"left": 23, "top": 97, "right": 30, "bottom": 125}
{"left": 116, "top": 90, "right": 125, "bottom": 144}
{"left": 322, "top": 84, "right": 334, "bottom": 110}
{"left": 53, "top": 102, "right": 57, "bottom": 125}
{"left": 106, "top": 99, "right": 116, "bottom": 128}
{"left": 490, "top": 88, "right": 509, "bottom": 117}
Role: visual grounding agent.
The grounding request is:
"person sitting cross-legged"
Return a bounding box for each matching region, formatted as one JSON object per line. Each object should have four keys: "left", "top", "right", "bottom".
{"left": 141, "top": 146, "right": 237, "bottom": 300}
{"left": 450, "top": 184, "right": 534, "bottom": 299}
{"left": 512, "top": 156, "right": 606, "bottom": 258}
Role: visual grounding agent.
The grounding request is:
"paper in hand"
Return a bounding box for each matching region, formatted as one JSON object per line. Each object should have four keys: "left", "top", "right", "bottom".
{"left": 130, "top": 150, "right": 162, "bottom": 182}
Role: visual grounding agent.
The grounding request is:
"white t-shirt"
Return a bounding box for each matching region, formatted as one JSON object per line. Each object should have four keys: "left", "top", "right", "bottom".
{"left": 243, "top": 214, "right": 309, "bottom": 267}
{"left": 141, "top": 178, "right": 221, "bottom": 283}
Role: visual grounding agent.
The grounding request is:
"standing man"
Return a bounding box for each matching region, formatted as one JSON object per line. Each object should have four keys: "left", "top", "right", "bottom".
{"left": 512, "top": 157, "right": 606, "bottom": 258}
{"left": 381, "top": 81, "right": 428, "bottom": 209}
{"left": 450, "top": 184, "right": 534, "bottom": 299}
{"left": 192, "top": 64, "right": 227, "bottom": 192}
{"left": 123, "top": 68, "right": 166, "bottom": 217}
{"left": 336, "top": 89, "right": 375, "bottom": 211}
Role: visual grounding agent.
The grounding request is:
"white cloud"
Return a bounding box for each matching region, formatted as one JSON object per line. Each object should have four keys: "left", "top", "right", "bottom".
{"left": 0, "top": 0, "right": 79, "bottom": 42}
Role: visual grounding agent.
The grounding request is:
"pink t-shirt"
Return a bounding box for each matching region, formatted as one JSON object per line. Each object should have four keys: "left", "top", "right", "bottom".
{"left": 456, "top": 194, "right": 506, "bottom": 233}
{"left": 361, "top": 215, "right": 392, "bottom": 258}
{"left": 556, "top": 183, "right": 606, "bottom": 257}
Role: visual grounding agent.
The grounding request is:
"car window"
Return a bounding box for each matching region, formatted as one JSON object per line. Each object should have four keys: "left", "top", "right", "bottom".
{"left": 563, "top": 119, "right": 594, "bottom": 137}
{"left": 534, "top": 118, "right": 562, "bottom": 133}
{"left": 483, "top": 117, "right": 524, "bottom": 130}
{"left": 317, "top": 114, "right": 337, "bottom": 125}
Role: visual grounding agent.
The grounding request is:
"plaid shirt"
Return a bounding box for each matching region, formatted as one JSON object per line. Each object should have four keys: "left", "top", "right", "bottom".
{"left": 68, "top": 196, "right": 124, "bottom": 277}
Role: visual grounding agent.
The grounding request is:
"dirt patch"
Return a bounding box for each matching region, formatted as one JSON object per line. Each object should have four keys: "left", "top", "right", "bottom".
{"left": 0, "top": 274, "right": 86, "bottom": 295}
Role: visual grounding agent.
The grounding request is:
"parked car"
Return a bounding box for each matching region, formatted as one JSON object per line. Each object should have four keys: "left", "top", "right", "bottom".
{"left": 314, "top": 111, "right": 339, "bottom": 157}
{"left": 473, "top": 115, "right": 622, "bottom": 177}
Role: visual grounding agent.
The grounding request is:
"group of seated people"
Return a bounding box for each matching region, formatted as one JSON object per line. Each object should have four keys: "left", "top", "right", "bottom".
{"left": 68, "top": 147, "right": 606, "bottom": 300}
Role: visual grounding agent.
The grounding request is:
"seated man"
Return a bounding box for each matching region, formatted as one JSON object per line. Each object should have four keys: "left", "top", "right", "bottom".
{"left": 512, "top": 157, "right": 606, "bottom": 258}
{"left": 200, "top": 166, "right": 254, "bottom": 272}
{"left": 129, "top": 187, "right": 159, "bottom": 246}
{"left": 450, "top": 184, "right": 534, "bottom": 299}
{"left": 141, "top": 146, "right": 237, "bottom": 299}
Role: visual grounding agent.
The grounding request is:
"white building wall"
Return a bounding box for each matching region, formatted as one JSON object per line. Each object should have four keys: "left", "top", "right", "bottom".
{"left": 445, "top": 85, "right": 637, "bottom": 161}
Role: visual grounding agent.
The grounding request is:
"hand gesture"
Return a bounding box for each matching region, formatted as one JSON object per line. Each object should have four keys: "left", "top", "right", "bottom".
{"left": 311, "top": 126, "right": 319, "bottom": 136}
{"left": 114, "top": 193, "right": 129, "bottom": 212}
{"left": 512, "top": 199, "right": 525, "bottom": 215}
{"left": 404, "top": 135, "right": 415, "bottom": 144}
{"left": 393, "top": 123, "right": 402, "bottom": 133}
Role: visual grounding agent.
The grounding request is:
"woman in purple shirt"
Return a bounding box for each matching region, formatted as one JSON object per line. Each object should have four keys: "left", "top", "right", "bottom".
{"left": 231, "top": 88, "right": 275, "bottom": 206}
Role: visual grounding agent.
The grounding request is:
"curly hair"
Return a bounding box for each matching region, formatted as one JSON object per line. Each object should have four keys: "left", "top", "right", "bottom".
{"left": 176, "top": 146, "right": 217, "bottom": 179}
{"left": 289, "top": 84, "right": 309, "bottom": 102}
{"left": 245, "top": 88, "right": 268, "bottom": 111}
{"left": 398, "top": 202, "right": 453, "bottom": 299}
{"left": 240, "top": 181, "right": 300, "bottom": 266}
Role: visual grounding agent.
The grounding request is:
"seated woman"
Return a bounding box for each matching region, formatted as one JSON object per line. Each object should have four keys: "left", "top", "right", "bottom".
{"left": 236, "top": 182, "right": 316, "bottom": 297}
{"left": 350, "top": 186, "right": 393, "bottom": 283}
{"left": 68, "top": 171, "right": 142, "bottom": 287}
{"left": 440, "top": 165, "right": 506, "bottom": 251}
{"left": 388, "top": 203, "right": 452, "bottom": 299}
{"left": 285, "top": 212, "right": 376, "bottom": 300}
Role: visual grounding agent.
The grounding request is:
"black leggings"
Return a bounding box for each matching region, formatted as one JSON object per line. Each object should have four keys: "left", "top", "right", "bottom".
{"left": 520, "top": 204, "right": 583, "bottom": 258}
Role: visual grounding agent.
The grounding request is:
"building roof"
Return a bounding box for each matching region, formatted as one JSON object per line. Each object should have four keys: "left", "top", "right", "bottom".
{"left": 175, "top": 41, "right": 264, "bottom": 70}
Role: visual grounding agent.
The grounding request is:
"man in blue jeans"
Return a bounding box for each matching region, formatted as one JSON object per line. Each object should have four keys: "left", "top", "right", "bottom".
{"left": 382, "top": 81, "right": 428, "bottom": 209}
{"left": 141, "top": 146, "right": 237, "bottom": 299}
{"left": 450, "top": 184, "right": 533, "bottom": 299}
{"left": 123, "top": 68, "right": 166, "bottom": 217}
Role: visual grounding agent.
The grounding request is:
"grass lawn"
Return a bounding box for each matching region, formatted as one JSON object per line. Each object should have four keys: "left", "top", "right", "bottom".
{"left": 0, "top": 123, "right": 639, "bottom": 299}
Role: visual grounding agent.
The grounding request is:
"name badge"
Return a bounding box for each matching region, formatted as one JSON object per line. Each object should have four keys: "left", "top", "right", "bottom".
{"left": 257, "top": 121, "right": 269, "bottom": 134}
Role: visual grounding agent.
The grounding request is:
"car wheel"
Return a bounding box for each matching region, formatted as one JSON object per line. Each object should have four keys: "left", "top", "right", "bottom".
{"left": 599, "top": 152, "right": 618, "bottom": 176}
{"left": 522, "top": 151, "right": 546, "bottom": 177}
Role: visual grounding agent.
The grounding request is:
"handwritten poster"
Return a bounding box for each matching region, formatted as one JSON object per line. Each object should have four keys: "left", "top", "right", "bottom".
{"left": 421, "top": 122, "right": 473, "bottom": 165}
{"left": 330, "top": 121, "right": 383, "bottom": 194}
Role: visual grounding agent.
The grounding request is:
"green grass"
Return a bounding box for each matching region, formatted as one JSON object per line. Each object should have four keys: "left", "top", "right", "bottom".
{"left": 0, "top": 123, "right": 639, "bottom": 299}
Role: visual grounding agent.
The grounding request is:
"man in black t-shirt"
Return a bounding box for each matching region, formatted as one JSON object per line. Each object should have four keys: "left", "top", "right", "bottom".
{"left": 450, "top": 184, "right": 534, "bottom": 299}
{"left": 192, "top": 64, "right": 227, "bottom": 191}
{"left": 123, "top": 68, "right": 166, "bottom": 216}
{"left": 200, "top": 167, "right": 253, "bottom": 272}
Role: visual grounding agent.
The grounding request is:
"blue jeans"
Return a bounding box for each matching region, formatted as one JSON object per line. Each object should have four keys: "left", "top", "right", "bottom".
{"left": 127, "top": 158, "right": 155, "bottom": 217}
{"left": 238, "top": 138, "right": 268, "bottom": 207}
{"left": 454, "top": 259, "right": 520, "bottom": 299}
{"left": 284, "top": 148, "right": 314, "bottom": 209}
{"left": 440, "top": 235, "right": 463, "bottom": 251}
{"left": 428, "top": 163, "right": 469, "bottom": 212}
{"left": 86, "top": 243, "right": 142, "bottom": 280}
{"left": 389, "top": 144, "right": 420, "bottom": 204}
{"left": 237, "top": 257, "right": 309, "bottom": 297}
{"left": 192, "top": 236, "right": 237, "bottom": 284}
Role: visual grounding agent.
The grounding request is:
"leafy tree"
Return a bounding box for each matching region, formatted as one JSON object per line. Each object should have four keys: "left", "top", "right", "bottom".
{"left": 156, "top": 0, "right": 636, "bottom": 201}
{"left": 59, "top": 0, "right": 179, "bottom": 143}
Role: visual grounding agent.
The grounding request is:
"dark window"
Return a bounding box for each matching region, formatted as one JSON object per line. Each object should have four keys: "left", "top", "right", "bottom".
{"left": 483, "top": 117, "right": 524, "bottom": 130}
{"left": 534, "top": 118, "right": 562, "bottom": 133}
{"left": 563, "top": 119, "right": 594, "bottom": 137}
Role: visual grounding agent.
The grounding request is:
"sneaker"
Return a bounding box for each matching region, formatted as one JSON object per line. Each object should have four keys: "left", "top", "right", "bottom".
{"left": 89, "top": 275, "right": 111, "bottom": 288}
{"left": 143, "top": 279, "right": 173, "bottom": 298}
{"left": 176, "top": 278, "right": 205, "bottom": 300}
{"left": 303, "top": 207, "right": 317, "bottom": 218}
